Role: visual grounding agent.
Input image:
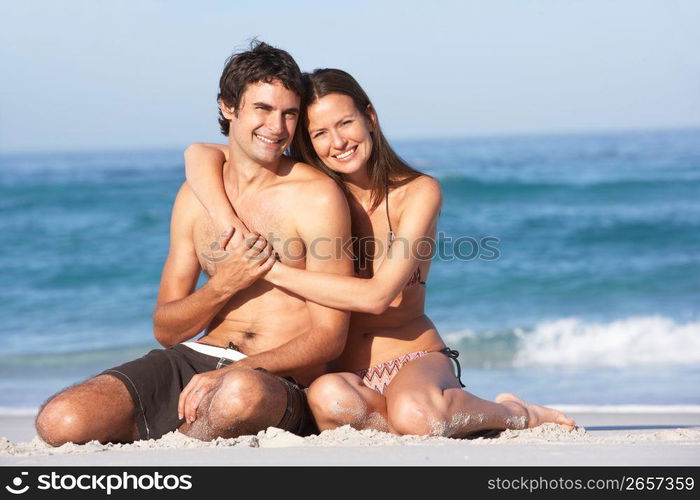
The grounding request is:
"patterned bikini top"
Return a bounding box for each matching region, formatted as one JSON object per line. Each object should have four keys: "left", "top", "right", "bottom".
{"left": 385, "top": 186, "right": 426, "bottom": 287}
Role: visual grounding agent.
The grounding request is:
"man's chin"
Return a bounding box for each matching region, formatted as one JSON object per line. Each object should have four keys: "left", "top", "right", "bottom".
{"left": 252, "top": 152, "right": 283, "bottom": 165}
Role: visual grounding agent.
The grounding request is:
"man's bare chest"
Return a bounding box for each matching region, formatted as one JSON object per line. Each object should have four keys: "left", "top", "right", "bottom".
{"left": 192, "top": 201, "right": 304, "bottom": 277}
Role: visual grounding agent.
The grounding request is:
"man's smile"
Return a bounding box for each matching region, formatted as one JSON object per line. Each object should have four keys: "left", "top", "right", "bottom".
{"left": 255, "top": 133, "right": 285, "bottom": 145}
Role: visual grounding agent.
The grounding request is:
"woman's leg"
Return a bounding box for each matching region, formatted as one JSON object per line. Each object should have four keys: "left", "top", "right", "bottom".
{"left": 384, "top": 352, "right": 575, "bottom": 437}
{"left": 306, "top": 372, "right": 392, "bottom": 432}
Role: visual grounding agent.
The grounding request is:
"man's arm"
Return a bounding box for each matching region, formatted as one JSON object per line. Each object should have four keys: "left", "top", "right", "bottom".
{"left": 152, "top": 184, "right": 275, "bottom": 347}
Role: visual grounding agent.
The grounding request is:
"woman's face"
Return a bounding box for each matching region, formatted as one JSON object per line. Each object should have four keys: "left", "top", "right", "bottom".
{"left": 306, "top": 93, "right": 375, "bottom": 177}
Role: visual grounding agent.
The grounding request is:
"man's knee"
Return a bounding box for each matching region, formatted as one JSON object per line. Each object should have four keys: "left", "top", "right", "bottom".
{"left": 36, "top": 396, "right": 79, "bottom": 446}
{"left": 307, "top": 373, "right": 366, "bottom": 425}
{"left": 36, "top": 388, "right": 104, "bottom": 446}
{"left": 35, "top": 375, "right": 135, "bottom": 446}
{"left": 388, "top": 393, "right": 449, "bottom": 436}
{"left": 206, "top": 369, "right": 281, "bottom": 428}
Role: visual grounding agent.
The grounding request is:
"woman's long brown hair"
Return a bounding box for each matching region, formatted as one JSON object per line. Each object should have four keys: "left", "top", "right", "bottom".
{"left": 289, "top": 68, "right": 423, "bottom": 212}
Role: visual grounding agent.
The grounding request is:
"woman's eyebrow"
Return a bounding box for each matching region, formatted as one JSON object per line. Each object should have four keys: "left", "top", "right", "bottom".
{"left": 309, "top": 114, "right": 355, "bottom": 134}
{"left": 335, "top": 114, "right": 354, "bottom": 125}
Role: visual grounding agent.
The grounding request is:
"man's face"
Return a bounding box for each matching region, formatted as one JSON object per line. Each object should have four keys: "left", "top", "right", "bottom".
{"left": 222, "top": 80, "right": 300, "bottom": 165}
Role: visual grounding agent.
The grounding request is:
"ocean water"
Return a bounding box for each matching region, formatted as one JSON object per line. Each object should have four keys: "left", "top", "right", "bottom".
{"left": 1, "top": 129, "right": 699, "bottom": 409}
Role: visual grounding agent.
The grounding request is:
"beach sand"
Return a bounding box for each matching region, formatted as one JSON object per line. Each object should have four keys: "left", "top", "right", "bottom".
{"left": 2, "top": 407, "right": 699, "bottom": 466}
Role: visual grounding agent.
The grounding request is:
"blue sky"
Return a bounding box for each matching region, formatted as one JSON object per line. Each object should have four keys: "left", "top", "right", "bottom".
{"left": 1, "top": 0, "right": 698, "bottom": 152}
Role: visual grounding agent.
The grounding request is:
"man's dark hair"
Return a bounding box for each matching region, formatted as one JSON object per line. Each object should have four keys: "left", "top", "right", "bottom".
{"left": 217, "top": 40, "right": 304, "bottom": 136}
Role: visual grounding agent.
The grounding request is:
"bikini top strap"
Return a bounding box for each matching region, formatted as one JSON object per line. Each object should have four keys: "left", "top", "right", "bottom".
{"left": 386, "top": 184, "right": 395, "bottom": 246}
{"left": 387, "top": 181, "right": 428, "bottom": 287}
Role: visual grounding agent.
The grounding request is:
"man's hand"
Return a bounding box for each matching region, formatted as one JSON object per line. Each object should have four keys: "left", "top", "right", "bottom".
{"left": 178, "top": 369, "right": 227, "bottom": 423}
{"left": 208, "top": 230, "right": 277, "bottom": 295}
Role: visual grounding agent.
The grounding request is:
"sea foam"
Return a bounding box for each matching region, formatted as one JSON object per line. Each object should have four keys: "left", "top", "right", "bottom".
{"left": 513, "top": 316, "right": 700, "bottom": 367}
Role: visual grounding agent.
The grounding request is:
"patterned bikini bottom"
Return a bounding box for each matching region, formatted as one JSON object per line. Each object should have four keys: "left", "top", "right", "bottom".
{"left": 354, "top": 348, "right": 465, "bottom": 395}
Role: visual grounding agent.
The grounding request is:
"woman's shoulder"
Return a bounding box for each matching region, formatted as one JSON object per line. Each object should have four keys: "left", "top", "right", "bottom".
{"left": 396, "top": 174, "right": 442, "bottom": 203}
{"left": 388, "top": 175, "right": 442, "bottom": 226}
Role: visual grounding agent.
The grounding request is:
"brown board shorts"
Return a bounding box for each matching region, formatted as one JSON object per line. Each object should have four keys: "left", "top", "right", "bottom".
{"left": 101, "top": 343, "right": 317, "bottom": 440}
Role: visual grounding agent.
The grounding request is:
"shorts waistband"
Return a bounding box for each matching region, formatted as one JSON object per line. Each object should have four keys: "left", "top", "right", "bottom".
{"left": 180, "top": 341, "right": 248, "bottom": 361}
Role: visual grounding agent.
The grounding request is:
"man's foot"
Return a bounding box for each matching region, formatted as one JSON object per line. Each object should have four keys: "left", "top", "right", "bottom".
{"left": 495, "top": 393, "right": 576, "bottom": 431}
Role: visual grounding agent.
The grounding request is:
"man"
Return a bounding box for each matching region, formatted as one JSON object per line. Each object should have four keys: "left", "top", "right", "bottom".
{"left": 35, "top": 41, "right": 353, "bottom": 445}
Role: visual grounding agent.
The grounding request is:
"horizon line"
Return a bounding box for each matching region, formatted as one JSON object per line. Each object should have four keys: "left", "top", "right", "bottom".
{"left": 1, "top": 124, "right": 698, "bottom": 156}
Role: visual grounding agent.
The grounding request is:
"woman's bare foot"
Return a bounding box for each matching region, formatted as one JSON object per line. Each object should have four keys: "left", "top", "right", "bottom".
{"left": 495, "top": 393, "right": 576, "bottom": 431}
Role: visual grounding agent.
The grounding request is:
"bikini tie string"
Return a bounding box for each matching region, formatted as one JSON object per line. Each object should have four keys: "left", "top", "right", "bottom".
{"left": 439, "top": 348, "right": 466, "bottom": 388}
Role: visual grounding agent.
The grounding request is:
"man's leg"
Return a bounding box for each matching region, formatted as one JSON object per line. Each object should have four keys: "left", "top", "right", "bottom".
{"left": 384, "top": 352, "right": 576, "bottom": 437}
{"left": 180, "top": 367, "right": 289, "bottom": 440}
{"left": 306, "top": 372, "right": 392, "bottom": 433}
{"left": 35, "top": 374, "right": 139, "bottom": 446}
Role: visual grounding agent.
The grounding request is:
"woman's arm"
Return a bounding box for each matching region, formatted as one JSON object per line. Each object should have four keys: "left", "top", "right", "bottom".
{"left": 184, "top": 142, "right": 249, "bottom": 248}
{"left": 266, "top": 176, "right": 442, "bottom": 314}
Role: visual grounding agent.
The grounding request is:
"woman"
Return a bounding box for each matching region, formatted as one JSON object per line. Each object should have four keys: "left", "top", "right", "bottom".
{"left": 184, "top": 69, "right": 575, "bottom": 437}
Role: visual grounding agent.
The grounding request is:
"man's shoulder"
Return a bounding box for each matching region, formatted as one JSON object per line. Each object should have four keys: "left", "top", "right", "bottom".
{"left": 280, "top": 159, "right": 346, "bottom": 204}
{"left": 273, "top": 161, "right": 350, "bottom": 234}
{"left": 172, "top": 182, "right": 204, "bottom": 220}
{"left": 173, "top": 182, "right": 195, "bottom": 206}
{"left": 283, "top": 158, "right": 335, "bottom": 183}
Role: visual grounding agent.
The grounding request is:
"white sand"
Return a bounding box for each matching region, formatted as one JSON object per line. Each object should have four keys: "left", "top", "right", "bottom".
{"left": 2, "top": 409, "right": 699, "bottom": 465}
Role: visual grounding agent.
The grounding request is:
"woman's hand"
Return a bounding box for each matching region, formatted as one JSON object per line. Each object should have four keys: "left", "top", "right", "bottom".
{"left": 212, "top": 210, "right": 250, "bottom": 253}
